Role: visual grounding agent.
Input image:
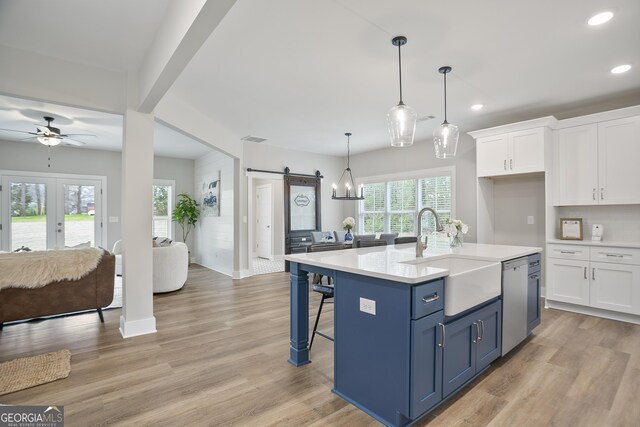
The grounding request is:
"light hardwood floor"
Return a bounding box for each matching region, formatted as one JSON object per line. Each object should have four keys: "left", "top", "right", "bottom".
{"left": 1, "top": 265, "right": 639, "bottom": 426}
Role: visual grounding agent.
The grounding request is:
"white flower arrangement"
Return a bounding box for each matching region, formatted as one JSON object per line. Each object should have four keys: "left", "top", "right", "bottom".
{"left": 444, "top": 219, "right": 469, "bottom": 236}
{"left": 343, "top": 216, "right": 355, "bottom": 231}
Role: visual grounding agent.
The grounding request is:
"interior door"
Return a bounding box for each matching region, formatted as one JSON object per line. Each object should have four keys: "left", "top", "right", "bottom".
{"left": 284, "top": 173, "right": 322, "bottom": 271}
{"left": 1, "top": 175, "right": 54, "bottom": 251}
{"left": 256, "top": 184, "right": 272, "bottom": 260}
{"left": 57, "top": 179, "right": 103, "bottom": 248}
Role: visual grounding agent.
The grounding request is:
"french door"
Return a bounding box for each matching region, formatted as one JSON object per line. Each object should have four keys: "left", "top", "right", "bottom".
{"left": 0, "top": 174, "right": 103, "bottom": 251}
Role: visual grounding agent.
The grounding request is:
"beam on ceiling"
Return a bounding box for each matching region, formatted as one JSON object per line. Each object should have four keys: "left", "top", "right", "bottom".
{"left": 137, "top": 0, "right": 237, "bottom": 113}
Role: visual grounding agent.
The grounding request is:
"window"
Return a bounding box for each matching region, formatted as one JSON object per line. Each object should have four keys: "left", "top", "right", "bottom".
{"left": 153, "top": 180, "right": 174, "bottom": 239}
{"left": 358, "top": 168, "right": 454, "bottom": 236}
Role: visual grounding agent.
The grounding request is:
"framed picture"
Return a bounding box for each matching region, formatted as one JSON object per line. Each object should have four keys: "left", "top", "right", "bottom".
{"left": 560, "top": 218, "right": 583, "bottom": 240}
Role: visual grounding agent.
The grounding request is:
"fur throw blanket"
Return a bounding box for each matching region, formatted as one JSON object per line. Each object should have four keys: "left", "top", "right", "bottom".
{"left": 0, "top": 248, "right": 104, "bottom": 290}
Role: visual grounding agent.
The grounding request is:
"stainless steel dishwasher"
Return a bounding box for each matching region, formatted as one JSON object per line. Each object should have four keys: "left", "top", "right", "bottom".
{"left": 501, "top": 256, "right": 529, "bottom": 356}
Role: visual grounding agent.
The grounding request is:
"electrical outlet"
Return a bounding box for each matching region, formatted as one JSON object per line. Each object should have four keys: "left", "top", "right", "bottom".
{"left": 527, "top": 216, "right": 534, "bottom": 225}
{"left": 359, "top": 297, "right": 376, "bottom": 315}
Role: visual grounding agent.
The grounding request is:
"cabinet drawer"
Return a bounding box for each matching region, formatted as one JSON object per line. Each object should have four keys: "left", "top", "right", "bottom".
{"left": 547, "top": 244, "right": 589, "bottom": 261}
{"left": 590, "top": 246, "right": 640, "bottom": 266}
{"left": 528, "top": 253, "right": 541, "bottom": 272}
{"left": 412, "top": 279, "right": 444, "bottom": 320}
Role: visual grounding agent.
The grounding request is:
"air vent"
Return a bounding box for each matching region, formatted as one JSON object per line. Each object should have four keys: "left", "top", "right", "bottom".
{"left": 417, "top": 115, "right": 436, "bottom": 122}
{"left": 241, "top": 135, "right": 267, "bottom": 143}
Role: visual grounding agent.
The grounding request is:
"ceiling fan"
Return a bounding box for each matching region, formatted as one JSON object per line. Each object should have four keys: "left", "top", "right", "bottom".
{"left": 0, "top": 116, "right": 95, "bottom": 146}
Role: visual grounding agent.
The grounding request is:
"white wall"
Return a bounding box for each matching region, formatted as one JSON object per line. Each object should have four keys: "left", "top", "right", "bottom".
{"left": 492, "top": 174, "right": 546, "bottom": 248}
{"left": 344, "top": 134, "right": 478, "bottom": 242}
{"left": 194, "top": 149, "right": 234, "bottom": 275}
{"left": 0, "top": 139, "right": 195, "bottom": 250}
{"left": 554, "top": 205, "right": 640, "bottom": 243}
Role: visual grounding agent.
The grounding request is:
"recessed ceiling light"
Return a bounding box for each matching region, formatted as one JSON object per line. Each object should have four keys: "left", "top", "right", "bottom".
{"left": 611, "top": 64, "right": 632, "bottom": 74}
{"left": 471, "top": 104, "right": 484, "bottom": 111}
{"left": 588, "top": 11, "right": 614, "bottom": 26}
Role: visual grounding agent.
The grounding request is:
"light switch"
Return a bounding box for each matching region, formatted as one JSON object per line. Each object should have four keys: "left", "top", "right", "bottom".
{"left": 527, "top": 216, "right": 534, "bottom": 225}
{"left": 359, "top": 297, "right": 376, "bottom": 315}
{"left": 108, "top": 216, "right": 119, "bottom": 223}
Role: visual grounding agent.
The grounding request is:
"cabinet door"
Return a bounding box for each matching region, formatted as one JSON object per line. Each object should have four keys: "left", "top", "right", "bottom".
{"left": 442, "top": 315, "right": 477, "bottom": 397}
{"left": 547, "top": 258, "right": 590, "bottom": 306}
{"left": 476, "top": 300, "right": 502, "bottom": 372}
{"left": 476, "top": 134, "right": 508, "bottom": 177}
{"left": 555, "top": 124, "right": 599, "bottom": 205}
{"left": 598, "top": 116, "right": 640, "bottom": 205}
{"left": 527, "top": 271, "right": 541, "bottom": 334}
{"left": 509, "top": 128, "right": 545, "bottom": 174}
{"left": 590, "top": 262, "right": 640, "bottom": 315}
{"left": 410, "top": 311, "right": 444, "bottom": 418}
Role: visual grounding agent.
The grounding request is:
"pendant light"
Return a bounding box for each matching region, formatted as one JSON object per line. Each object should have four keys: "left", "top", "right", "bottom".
{"left": 332, "top": 133, "right": 364, "bottom": 200}
{"left": 433, "top": 66, "right": 459, "bottom": 158}
{"left": 387, "top": 36, "right": 417, "bottom": 147}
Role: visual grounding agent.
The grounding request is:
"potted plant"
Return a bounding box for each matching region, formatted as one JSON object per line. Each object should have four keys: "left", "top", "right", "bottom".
{"left": 172, "top": 194, "right": 200, "bottom": 261}
{"left": 343, "top": 216, "right": 355, "bottom": 241}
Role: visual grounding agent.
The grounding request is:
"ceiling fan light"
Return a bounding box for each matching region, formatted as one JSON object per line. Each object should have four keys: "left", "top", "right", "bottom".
{"left": 433, "top": 122, "right": 459, "bottom": 159}
{"left": 387, "top": 103, "right": 417, "bottom": 147}
{"left": 37, "top": 135, "right": 62, "bottom": 146}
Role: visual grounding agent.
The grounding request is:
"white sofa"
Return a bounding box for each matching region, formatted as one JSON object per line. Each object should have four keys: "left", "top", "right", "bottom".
{"left": 112, "top": 240, "right": 188, "bottom": 293}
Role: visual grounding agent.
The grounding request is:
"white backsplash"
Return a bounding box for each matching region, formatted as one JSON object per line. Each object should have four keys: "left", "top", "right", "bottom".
{"left": 557, "top": 205, "right": 640, "bottom": 243}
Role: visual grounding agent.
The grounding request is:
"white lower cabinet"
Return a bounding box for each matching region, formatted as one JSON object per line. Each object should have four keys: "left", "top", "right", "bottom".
{"left": 547, "top": 258, "right": 590, "bottom": 306}
{"left": 547, "top": 244, "right": 640, "bottom": 317}
{"left": 590, "top": 262, "right": 640, "bottom": 315}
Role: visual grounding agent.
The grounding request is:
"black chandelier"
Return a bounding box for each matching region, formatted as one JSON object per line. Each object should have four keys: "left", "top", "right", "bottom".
{"left": 332, "top": 132, "right": 364, "bottom": 200}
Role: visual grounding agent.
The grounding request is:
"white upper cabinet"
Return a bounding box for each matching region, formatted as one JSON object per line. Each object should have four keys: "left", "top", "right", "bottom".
{"left": 554, "top": 115, "right": 640, "bottom": 206}
{"left": 555, "top": 124, "right": 599, "bottom": 205}
{"left": 597, "top": 116, "right": 640, "bottom": 205}
{"left": 473, "top": 122, "right": 551, "bottom": 178}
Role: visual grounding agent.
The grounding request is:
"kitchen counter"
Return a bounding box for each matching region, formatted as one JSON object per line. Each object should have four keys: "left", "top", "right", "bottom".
{"left": 285, "top": 239, "right": 542, "bottom": 284}
{"left": 547, "top": 239, "right": 640, "bottom": 249}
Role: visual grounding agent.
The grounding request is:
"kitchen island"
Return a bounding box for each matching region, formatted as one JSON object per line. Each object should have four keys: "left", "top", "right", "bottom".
{"left": 285, "top": 240, "right": 542, "bottom": 427}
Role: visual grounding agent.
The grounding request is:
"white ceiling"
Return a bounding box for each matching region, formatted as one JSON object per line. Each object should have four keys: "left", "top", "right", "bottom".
{"left": 0, "top": 94, "right": 212, "bottom": 160}
{"left": 1, "top": 0, "right": 639, "bottom": 157}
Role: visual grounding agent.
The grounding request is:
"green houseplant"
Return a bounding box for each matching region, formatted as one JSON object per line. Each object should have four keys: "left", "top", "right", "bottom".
{"left": 172, "top": 193, "right": 200, "bottom": 243}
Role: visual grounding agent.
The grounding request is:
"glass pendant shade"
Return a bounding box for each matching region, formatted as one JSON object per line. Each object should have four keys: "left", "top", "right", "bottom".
{"left": 387, "top": 102, "right": 417, "bottom": 147}
{"left": 433, "top": 122, "right": 459, "bottom": 158}
{"left": 37, "top": 135, "right": 62, "bottom": 146}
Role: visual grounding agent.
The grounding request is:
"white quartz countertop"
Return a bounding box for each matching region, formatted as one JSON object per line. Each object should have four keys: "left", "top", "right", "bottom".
{"left": 284, "top": 238, "right": 542, "bottom": 284}
{"left": 547, "top": 239, "right": 640, "bottom": 249}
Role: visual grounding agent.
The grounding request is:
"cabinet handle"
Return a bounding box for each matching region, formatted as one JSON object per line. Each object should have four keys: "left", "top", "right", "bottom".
{"left": 438, "top": 323, "right": 445, "bottom": 348}
{"left": 605, "top": 254, "right": 624, "bottom": 258}
{"left": 510, "top": 159, "right": 513, "bottom": 170}
{"left": 593, "top": 188, "right": 596, "bottom": 201}
{"left": 600, "top": 188, "right": 604, "bottom": 200}
{"left": 592, "top": 268, "right": 595, "bottom": 281}
{"left": 503, "top": 160, "right": 507, "bottom": 171}
{"left": 584, "top": 266, "right": 587, "bottom": 280}
{"left": 472, "top": 322, "right": 478, "bottom": 343}
{"left": 478, "top": 320, "right": 485, "bottom": 342}
{"left": 560, "top": 250, "right": 576, "bottom": 254}
{"left": 422, "top": 293, "right": 440, "bottom": 304}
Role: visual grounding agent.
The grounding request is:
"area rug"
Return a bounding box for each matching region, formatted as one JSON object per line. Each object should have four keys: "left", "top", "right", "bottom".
{"left": 0, "top": 350, "right": 71, "bottom": 395}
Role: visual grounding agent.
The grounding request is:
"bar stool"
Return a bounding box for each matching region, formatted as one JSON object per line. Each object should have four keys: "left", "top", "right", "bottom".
{"left": 307, "top": 243, "right": 343, "bottom": 350}
{"left": 356, "top": 239, "right": 387, "bottom": 248}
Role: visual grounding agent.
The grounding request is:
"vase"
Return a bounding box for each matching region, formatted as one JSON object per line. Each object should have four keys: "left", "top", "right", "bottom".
{"left": 449, "top": 233, "right": 463, "bottom": 248}
{"left": 344, "top": 230, "right": 353, "bottom": 241}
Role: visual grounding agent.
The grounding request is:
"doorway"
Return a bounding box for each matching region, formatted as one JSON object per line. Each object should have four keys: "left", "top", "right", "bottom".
{"left": 248, "top": 173, "right": 285, "bottom": 275}
{"left": 0, "top": 172, "right": 105, "bottom": 251}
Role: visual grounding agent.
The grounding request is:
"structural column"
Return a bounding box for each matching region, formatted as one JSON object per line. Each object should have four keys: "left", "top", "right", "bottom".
{"left": 120, "top": 108, "right": 156, "bottom": 338}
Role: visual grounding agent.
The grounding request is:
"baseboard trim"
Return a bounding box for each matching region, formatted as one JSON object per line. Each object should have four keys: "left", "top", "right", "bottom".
{"left": 545, "top": 299, "right": 640, "bottom": 325}
{"left": 119, "top": 315, "right": 157, "bottom": 338}
{"left": 232, "top": 269, "right": 251, "bottom": 280}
